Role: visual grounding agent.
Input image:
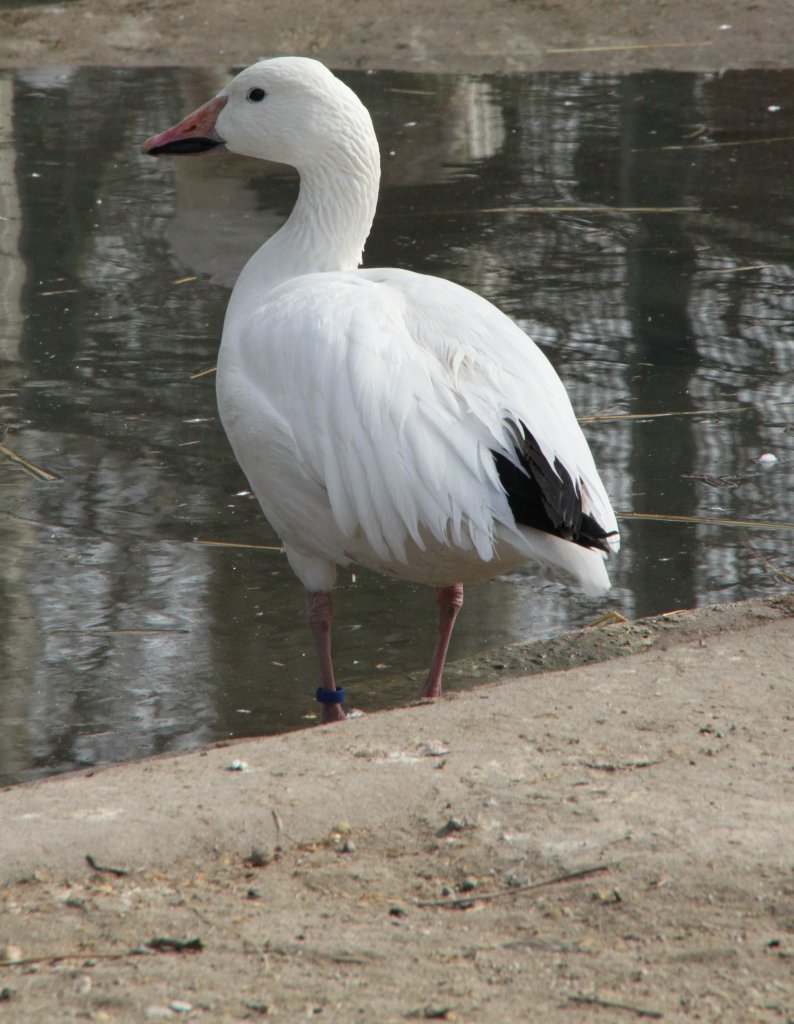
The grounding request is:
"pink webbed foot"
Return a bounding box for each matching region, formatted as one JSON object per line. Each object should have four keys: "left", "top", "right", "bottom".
{"left": 316, "top": 686, "right": 347, "bottom": 723}
{"left": 418, "top": 583, "right": 464, "bottom": 700}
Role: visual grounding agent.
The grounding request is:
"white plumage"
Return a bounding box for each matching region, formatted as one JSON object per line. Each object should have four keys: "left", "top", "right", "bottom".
{"left": 143, "top": 57, "right": 619, "bottom": 721}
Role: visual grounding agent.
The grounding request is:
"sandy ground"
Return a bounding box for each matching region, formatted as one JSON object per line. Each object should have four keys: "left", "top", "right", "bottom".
{"left": 1, "top": 2, "right": 794, "bottom": 1022}
{"left": 0, "top": 0, "right": 790, "bottom": 73}
{"left": 1, "top": 596, "right": 792, "bottom": 1023}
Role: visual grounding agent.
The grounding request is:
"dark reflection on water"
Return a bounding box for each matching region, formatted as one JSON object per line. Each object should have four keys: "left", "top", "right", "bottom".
{"left": 1, "top": 67, "right": 792, "bottom": 785}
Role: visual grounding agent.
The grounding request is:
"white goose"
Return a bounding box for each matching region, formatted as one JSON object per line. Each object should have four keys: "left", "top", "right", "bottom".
{"left": 142, "top": 57, "right": 619, "bottom": 722}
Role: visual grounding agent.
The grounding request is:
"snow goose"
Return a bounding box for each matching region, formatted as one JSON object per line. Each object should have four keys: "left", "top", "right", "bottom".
{"left": 142, "top": 57, "right": 620, "bottom": 722}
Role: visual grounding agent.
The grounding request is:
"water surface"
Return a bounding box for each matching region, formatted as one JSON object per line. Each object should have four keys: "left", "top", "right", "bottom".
{"left": 1, "top": 67, "right": 792, "bottom": 784}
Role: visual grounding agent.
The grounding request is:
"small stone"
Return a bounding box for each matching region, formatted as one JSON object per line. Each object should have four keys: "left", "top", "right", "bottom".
{"left": 170, "top": 1000, "right": 193, "bottom": 1013}
{"left": 418, "top": 740, "right": 449, "bottom": 757}
{"left": 226, "top": 759, "right": 249, "bottom": 772}
{"left": 504, "top": 872, "right": 529, "bottom": 888}
{"left": 0, "top": 945, "right": 22, "bottom": 964}
{"left": 421, "top": 1007, "right": 456, "bottom": 1020}
{"left": 436, "top": 817, "right": 464, "bottom": 837}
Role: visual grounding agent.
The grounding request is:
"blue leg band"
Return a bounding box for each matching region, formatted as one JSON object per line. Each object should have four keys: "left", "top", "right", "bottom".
{"left": 316, "top": 686, "right": 346, "bottom": 704}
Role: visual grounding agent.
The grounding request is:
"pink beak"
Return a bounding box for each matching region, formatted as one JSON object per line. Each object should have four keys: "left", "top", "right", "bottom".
{"left": 141, "top": 94, "right": 228, "bottom": 156}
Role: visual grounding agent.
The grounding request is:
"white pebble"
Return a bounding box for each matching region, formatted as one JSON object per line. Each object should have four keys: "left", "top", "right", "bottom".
{"left": 758, "top": 452, "right": 778, "bottom": 465}
{"left": 226, "top": 759, "right": 249, "bottom": 771}
{"left": 170, "top": 1001, "right": 193, "bottom": 1013}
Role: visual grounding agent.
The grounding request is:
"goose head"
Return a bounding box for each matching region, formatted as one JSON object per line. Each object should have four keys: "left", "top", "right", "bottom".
{"left": 142, "top": 57, "right": 379, "bottom": 176}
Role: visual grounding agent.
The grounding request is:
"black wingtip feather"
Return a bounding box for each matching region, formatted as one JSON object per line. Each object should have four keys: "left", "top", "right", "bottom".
{"left": 492, "top": 422, "right": 614, "bottom": 554}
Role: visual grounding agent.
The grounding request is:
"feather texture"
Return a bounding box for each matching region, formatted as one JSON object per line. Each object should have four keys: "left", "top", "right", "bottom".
{"left": 217, "top": 267, "right": 619, "bottom": 593}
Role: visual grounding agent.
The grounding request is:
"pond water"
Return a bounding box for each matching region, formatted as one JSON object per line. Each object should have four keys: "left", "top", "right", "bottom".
{"left": 0, "top": 66, "right": 792, "bottom": 785}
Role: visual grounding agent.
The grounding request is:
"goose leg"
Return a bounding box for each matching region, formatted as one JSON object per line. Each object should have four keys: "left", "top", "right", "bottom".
{"left": 418, "top": 583, "right": 464, "bottom": 700}
{"left": 307, "top": 590, "right": 346, "bottom": 723}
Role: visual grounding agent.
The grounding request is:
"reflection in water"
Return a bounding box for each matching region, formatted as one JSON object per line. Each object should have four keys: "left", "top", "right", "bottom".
{"left": 622, "top": 74, "right": 702, "bottom": 609}
{"left": 0, "top": 67, "right": 792, "bottom": 784}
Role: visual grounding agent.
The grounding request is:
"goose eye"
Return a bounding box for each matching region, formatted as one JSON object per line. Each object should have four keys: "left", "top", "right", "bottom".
{"left": 247, "top": 87, "right": 266, "bottom": 103}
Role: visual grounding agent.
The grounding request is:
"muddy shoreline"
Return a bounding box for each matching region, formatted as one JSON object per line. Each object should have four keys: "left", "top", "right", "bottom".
{"left": 0, "top": 0, "right": 789, "bottom": 74}
{"left": 1, "top": 595, "right": 793, "bottom": 1022}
